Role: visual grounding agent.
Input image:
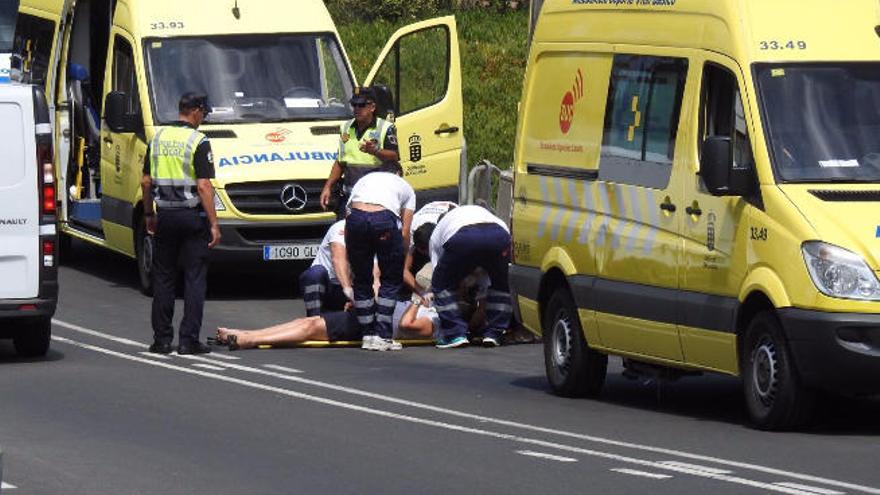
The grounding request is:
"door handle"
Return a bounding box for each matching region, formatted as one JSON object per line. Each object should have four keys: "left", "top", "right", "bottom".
{"left": 434, "top": 126, "right": 460, "bottom": 135}
{"left": 659, "top": 201, "right": 677, "bottom": 213}
{"left": 103, "top": 136, "right": 114, "bottom": 145}
{"left": 685, "top": 205, "right": 703, "bottom": 216}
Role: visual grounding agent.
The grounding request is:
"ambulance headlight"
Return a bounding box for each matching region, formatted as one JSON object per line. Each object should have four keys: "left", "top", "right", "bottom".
{"left": 802, "top": 242, "right": 880, "bottom": 301}
{"left": 213, "top": 191, "right": 226, "bottom": 212}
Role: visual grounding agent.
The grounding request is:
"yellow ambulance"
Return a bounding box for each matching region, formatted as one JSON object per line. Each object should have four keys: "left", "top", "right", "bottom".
{"left": 509, "top": 0, "right": 880, "bottom": 429}
{"left": 14, "top": 0, "right": 464, "bottom": 293}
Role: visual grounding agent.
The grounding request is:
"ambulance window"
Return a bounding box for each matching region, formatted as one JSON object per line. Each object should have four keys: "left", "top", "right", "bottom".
{"left": 371, "top": 26, "right": 449, "bottom": 116}
{"left": 599, "top": 55, "right": 687, "bottom": 189}
{"left": 11, "top": 14, "right": 55, "bottom": 88}
{"left": 700, "top": 64, "right": 753, "bottom": 169}
{"left": 112, "top": 36, "right": 140, "bottom": 115}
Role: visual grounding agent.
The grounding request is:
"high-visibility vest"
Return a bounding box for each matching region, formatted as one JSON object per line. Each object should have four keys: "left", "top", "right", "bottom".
{"left": 149, "top": 126, "right": 206, "bottom": 208}
{"left": 339, "top": 118, "right": 391, "bottom": 189}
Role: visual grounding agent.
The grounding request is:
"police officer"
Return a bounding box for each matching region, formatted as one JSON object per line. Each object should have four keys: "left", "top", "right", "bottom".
{"left": 429, "top": 205, "right": 512, "bottom": 349}
{"left": 320, "top": 86, "right": 399, "bottom": 219}
{"left": 141, "top": 92, "right": 221, "bottom": 355}
{"left": 345, "top": 162, "right": 415, "bottom": 351}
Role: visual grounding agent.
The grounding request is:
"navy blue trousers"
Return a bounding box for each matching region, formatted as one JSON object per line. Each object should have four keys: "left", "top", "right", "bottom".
{"left": 151, "top": 208, "right": 210, "bottom": 346}
{"left": 345, "top": 209, "right": 404, "bottom": 339}
{"left": 298, "top": 265, "right": 348, "bottom": 316}
{"left": 432, "top": 224, "right": 512, "bottom": 341}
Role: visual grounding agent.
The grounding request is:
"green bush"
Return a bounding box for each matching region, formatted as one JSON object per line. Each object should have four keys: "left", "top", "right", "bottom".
{"left": 326, "top": 0, "right": 452, "bottom": 23}
{"left": 337, "top": 9, "right": 529, "bottom": 169}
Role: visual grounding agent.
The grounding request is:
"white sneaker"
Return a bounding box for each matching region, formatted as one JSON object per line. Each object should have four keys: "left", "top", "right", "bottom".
{"left": 361, "top": 335, "right": 377, "bottom": 350}
{"left": 371, "top": 337, "right": 401, "bottom": 352}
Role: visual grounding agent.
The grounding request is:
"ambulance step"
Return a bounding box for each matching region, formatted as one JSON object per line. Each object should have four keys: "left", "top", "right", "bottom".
{"left": 621, "top": 359, "right": 701, "bottom": 383}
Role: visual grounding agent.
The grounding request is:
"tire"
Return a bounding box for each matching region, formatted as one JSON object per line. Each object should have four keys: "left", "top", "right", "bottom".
{"left": 135, "top": 216, "right": 154, "bottom": 297}
{"left": 742, "top": 311, "right": 815, "bottom": 431}
{"left": 543, "top": 287, "right": 607, "bottom": 397}
{"left": 13, "top": 317, "right": 51, "bottom": 358}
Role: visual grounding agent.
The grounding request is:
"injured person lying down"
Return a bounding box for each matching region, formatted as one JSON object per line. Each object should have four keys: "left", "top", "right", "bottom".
{"left": 214, "top": 266, "right": 488, "bottom": 351}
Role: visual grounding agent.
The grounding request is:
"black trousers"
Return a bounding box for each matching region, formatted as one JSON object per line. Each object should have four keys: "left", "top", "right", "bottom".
{"left": 151, "top": 208, "right": 210, "bottom": 346}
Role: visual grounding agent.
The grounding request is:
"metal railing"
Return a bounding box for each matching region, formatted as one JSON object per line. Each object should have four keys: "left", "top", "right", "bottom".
{"left": 465, "top": 159, "right": 514, "bottom": 226}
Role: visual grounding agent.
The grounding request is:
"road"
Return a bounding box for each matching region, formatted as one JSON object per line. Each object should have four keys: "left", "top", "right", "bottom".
{"left": 1, "top": 240, "right": 879, "bottom": 495}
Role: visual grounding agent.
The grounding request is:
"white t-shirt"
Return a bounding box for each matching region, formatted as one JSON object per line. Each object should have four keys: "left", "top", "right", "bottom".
{"left": 310, "top": 220, "right": 346, "bottom": 283}
{"left": 392, "top": 300, "right": 440, "bottom": 340}
{"left": 410, "top": 201, "right": 457, "bottom": 248}
{"left": 429, "top": 205, "right": 509, "bottom": 266}
{"left": 347, "top": 172, "right": 416, "bottom": 218}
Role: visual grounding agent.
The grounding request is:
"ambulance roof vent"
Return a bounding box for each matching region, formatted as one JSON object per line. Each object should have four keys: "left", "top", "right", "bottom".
{"left": 810, "top": 190, "right": 880, "bottom": 202}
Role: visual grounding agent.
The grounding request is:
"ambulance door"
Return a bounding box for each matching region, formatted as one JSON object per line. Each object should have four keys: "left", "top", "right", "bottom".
{"left": 593, "top": 52, "right": 689, "bottom": 361}
{"left": 363, "top": 16, "right": 463, "bottom": 200}
{"left": 99, "top": 29, "right": 146, "bottom": 255}
{"left": 678, "top": 56, "right": 753, "bottom": 373}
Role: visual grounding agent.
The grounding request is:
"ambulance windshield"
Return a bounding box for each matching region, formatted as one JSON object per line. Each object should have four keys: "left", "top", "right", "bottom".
{"left": 145, "top": 34, "right": 354, "bottom": 124}
{"left": 757, "top": 63, "right": 880, "bottom": 183}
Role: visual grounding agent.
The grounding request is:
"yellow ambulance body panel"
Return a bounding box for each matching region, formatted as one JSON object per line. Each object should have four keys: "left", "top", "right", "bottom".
{"left": 510, "top": 0, "right": 880, "bottom": 428}
{"left": 15, "top": 0, "right": 464, "bottom": 292}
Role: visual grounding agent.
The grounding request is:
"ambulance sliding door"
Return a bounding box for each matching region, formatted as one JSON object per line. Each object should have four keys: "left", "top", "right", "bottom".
{"left": 363, "top": 16, "right": 463, "bottom": 198}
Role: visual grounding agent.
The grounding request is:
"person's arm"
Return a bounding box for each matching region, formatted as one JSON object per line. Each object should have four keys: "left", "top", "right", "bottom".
{"left": 402, "top": 250, "right": 424, "bottom": 296}
{"left": 398, "top": 301, "right": 434, "bottom": 337}
{"left": 320, "top": 160, "right": 344, "bottom": 210}
{"left": 330, "top": 241, "right": 353, "bottom": 300}
{"left": 400, "top": 208, "right": 414, "bottom": 252}
{"left": 141, "top": 146, "right": 156, "bottom": 234}
{"left": 194, "top": 140, "right": 221, "bottom": 248}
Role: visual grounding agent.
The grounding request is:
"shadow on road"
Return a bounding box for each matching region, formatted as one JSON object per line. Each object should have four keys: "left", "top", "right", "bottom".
{"left": 512, "top": 364, "right": 880, "bottom": 434}
{"left": 62, "top": 237, "right": 306, "bottom": 301}
{"left": 0, "top": 340, "right": 65, "bottom": 365}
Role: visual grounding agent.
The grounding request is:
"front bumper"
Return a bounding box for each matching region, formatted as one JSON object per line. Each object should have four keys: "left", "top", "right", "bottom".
{"left": 778, "top": 308, "right": 880, "bottom": 395}
{"left": 210, "top": 219, "right": 333, "bottom": 263}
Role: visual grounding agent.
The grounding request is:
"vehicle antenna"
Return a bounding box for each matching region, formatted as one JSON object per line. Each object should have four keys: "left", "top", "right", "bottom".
{"left": 232, "top": 0, "right": 241, "bottom": 19}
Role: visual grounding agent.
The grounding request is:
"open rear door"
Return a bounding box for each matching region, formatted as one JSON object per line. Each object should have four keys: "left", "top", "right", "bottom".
{"left": 0, "top": 0, "right": 19, "bottom": 82}
{"left": 364, "top": 16, "right": 464, "bottom": 204}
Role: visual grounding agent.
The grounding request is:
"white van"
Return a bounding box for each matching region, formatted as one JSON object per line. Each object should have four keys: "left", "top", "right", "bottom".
{"left": 0, "top": 0, "right": 58, "bottom": 358}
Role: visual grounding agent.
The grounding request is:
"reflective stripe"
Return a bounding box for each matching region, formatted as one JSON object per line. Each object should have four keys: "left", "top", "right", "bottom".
{"left": 436, "top": 290, "right": 457, "bottom": 300}
{"left": 487, "top": 290, "right": 508, "bottom": 297}
{"left": 150, "top": 128, "right": 166, "bottom": 177}
{"left": 377, "top": 297, "right": 397, "bottom": 308}
{"left": 354, "top": 299, "right": 374, "bottom": 309}
{"left": 153, "top": 178, "right": 198, "bottom": 187}
{"left": 376, "top": 314, "right": 393, "bottom": 323}
{"left": 485, "top": 303, "right": 513, "bottom": 312}
{"left": 357, "top": 315, "right": 375, "bottom": 324}
{"left": 155, "top": 198, "right": 200, "bottom": 208}
{"left": 303, "top": 285, "right": 326, "bottom": 294}
{"left": 305, "top": 301, "right": 322, "bottom": 310}
{"left": 435, "top": 303, "right": 459, "bottom": 313}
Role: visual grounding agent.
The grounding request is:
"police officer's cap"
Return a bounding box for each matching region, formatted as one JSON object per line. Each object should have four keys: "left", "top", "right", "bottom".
{"left": 349, "top": 86, "right": 376, "bottom": 106}
{"left": 179, "top": 92, "right": 212, "bottom": 115}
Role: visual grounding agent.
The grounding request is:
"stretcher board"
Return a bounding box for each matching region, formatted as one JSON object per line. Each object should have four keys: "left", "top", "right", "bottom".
{"left": 257, "top": 339, "right": 436, "bottom": 349}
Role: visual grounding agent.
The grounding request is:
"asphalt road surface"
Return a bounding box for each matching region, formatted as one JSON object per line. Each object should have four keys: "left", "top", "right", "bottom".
{"left": 1, "top": 241, "right": 879, "bottom": 495}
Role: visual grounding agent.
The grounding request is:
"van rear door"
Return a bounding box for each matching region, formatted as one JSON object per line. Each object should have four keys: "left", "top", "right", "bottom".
{"left": 364, "top": 16, "right": 464, "bottom": 203}
{"left": 0, "top": 84, "right": 40, "bottom": 299}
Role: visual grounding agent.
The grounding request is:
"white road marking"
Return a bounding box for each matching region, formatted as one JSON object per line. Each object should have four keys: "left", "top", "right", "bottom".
{"left": 51, "top": 320, "right": 880, "bottom": 495}
{"left": 774, "top": 483, "right": 846, "bottom": 495}
{"left": 192, "top": 363, "right": 226, "bottom": 371}
{"left": 138, "top": 352, "right": 172, "bottom": 360}
{"left": 516, "top": 450, "right": 578, "bottom": 463}
{"left": 263, "top": 364, "right": 304, "bottom": 374}
{"left": 2, "top": 482, "right": 18, "bottom": 489}
{"left": 48, "top": 336, "right": 841, "bottom": 495}
{"left": 660, "top": 461, "right": 733, "bottom": 475}
{"left": 612, "top": 468, "right": 673, "bottom": 480}
{"left": 204, "top": 353, "right": 240, "bottom": 361}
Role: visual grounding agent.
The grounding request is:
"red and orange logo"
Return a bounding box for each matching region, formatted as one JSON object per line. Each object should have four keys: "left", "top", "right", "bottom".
{"left": 559, "top": 69, "right": 584, "bottom": 134}
{"left": 265, "top": 128, "right": 292, "bottom": 143}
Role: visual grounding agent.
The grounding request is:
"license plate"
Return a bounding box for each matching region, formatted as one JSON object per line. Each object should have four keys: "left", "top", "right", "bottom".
{"left": 263, "top": 243, "right": 319, "bottom": 261}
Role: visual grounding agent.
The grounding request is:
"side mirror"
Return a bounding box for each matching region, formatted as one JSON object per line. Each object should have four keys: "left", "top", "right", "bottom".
{"left": 372, "top": 84, "right": 396, "bottom": 121}
{"left": 700, "top": 136, "right": 755, "bottom": 197}
{"left": 105, "top": 91, "right": 140, "bottom": 133}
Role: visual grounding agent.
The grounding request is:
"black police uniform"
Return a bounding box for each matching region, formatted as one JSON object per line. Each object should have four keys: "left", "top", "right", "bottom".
{"left": 143, "top": 121, "right": 215, "bottom": 350}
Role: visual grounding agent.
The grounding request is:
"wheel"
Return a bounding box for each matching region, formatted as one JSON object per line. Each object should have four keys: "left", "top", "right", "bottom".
{"left": 13, "top": 317, "right": 51, "bottom": 358}
{"left": 543, "top": 287, "right": 607, "bottom": 397}
{"left": 135, "top": 216, "right": 154, "bottom": 296}
{"left": 742, "top": 311, "right": 815, "bottom": 430}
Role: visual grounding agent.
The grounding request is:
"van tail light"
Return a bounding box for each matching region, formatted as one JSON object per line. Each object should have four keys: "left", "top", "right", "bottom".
{"left": 38, "top": 143, "right": 56, "bottom": 215}
{"left": 43, "top": 239, "right": 55, "bottom": 267}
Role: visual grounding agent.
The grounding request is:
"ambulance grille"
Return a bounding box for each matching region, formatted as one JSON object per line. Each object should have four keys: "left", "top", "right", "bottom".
{"left": 810, "top": 190, "right": 880, "bottom": 202}
{"left": 225, "top": 180, "right": 326, "bottom": 215}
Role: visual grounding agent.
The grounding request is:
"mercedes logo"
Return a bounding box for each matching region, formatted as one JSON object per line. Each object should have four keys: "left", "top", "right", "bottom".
{"left": 280, "top": 184, "right": 308, "bottom": 212}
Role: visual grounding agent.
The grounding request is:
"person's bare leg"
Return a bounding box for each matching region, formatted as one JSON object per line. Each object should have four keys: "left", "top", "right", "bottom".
{"left": 218, "top": 317, "right": 328, "bottom": 349}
